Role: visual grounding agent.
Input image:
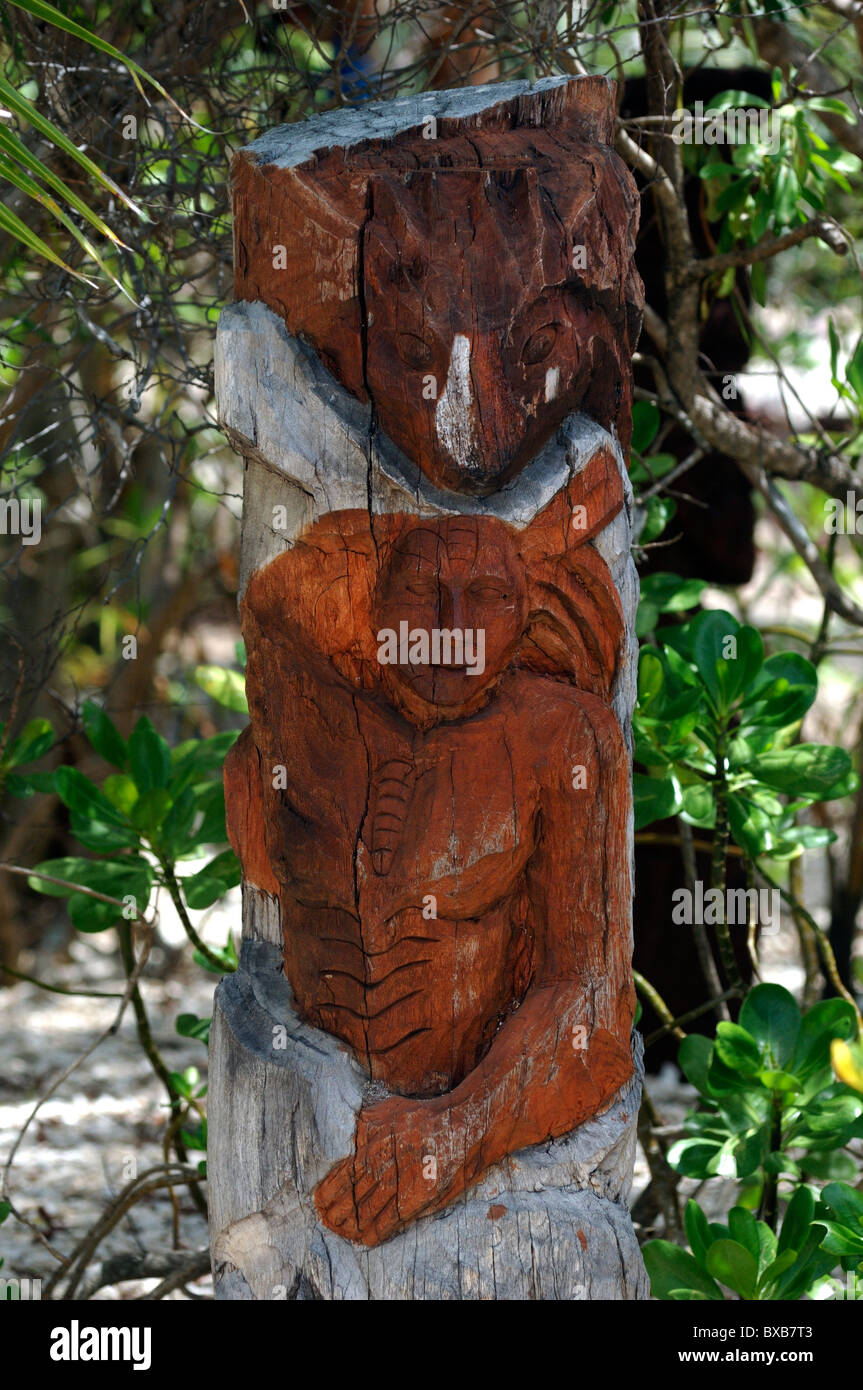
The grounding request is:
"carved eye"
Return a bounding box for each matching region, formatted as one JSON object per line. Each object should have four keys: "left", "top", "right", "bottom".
{"left": 405, "top": 579, "right": 438, "bottom": 599}
{"left": 397, "top": 332, "right": 434, "bottom": 369}
{"left": 467, "top": 580, "right": 508, "bottom": 602}
{"left": 522, "top": 324, "right": 558, "bottom": 366}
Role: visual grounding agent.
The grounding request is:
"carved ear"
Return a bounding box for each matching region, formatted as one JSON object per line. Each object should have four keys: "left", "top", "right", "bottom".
{"left": 568, "top": 447, "right": 625, "bottom": 547}
{"left": 517, "top": 447, "right": 625, "bottom": 699}
{"left": 521, "top": 546, "right": 624, "bottom": 700}
{"left": 519, "top": 446, "right": 624, "bottom": 567}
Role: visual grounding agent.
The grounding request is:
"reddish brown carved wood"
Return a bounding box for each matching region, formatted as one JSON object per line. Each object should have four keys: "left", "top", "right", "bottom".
{"left": 231, "top": 77, "right": 643, "bottom": 494}
{"left": 225, "top": 448, "right": 635, "bottom": 1246}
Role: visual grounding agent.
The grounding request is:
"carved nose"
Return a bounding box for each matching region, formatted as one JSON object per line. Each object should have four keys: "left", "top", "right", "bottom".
{"left": 448, "top": 591, "right": 468, "bottom": 632}
{"left": 437, "top": 586, "right": 456, "bottom": 628}
{"left": 432, "top": 335, "right": 520, "bottom": 494}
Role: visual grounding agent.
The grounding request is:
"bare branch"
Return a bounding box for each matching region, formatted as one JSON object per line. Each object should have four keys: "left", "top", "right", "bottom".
{"left": 690, "top": 218, "right": 849, "bottom": 278}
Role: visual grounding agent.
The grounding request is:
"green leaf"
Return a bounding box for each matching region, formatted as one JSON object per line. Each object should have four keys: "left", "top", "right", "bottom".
{"left": 714, "top": 1021, "right": 762, "bottom": 1076}
{"left": 0, "top": 150, "right": 126, "bottom": 290}
{"left": 757, "top": 1069, "right": 799, "bottom": 1093}
{"left": 817, "top": 1222, "right": 863, "bottom": 1258}
{"left": 773, "top": 1221, "right": 832, "bottom": 1300}
{"left": 169, "top": 1065, "right": 199, "bottom": 1099}
{"left": 102, "top": 774, "right": 139, "bottom": 817}
{"left": 194, "top": 665, "right": 248, "bottom": 713}
{"left": 27, "top": 856, "right": 106, "bottom": 897}
{"left": 7, "top": 718, "right": 54, "bottom": 767}
{"left": 0, "top": 199, "right": 81, "bottom": 275}
{"left": 0, "top": 70, "right": 143, "bottom": 221}
{"left": 741, "top": 653, "right": 817, "bottom": 727}
{"left": 705, "top": 1239, "right": 758, "bottom": 1299}
{"left": 0, "top": 124, "right": 124, "bottom": 248}
{"left": 82, "top": 701, "right": 127, "bottom": 769}
{"left": 740, "top": 984, "right": 800, "bottom": 1068}
{"left": 667, "top": 1138, "right": 722, "bottom": 1179}
{"left": 828, "top": 317, "right": 841, "bottom": 383}
{"left": 638, "top": 573, "right": 706, "bottom": 616}
{"left": 639, "top": 496, "right": 676, "bottom": 545}
{"left": 691, "top": 611, "right": 763, "bottom": 712}
{"left": 633, "top": 771, "right": 681, "bottom": 830}
{"left": 749, "top": 744, "right": 851, "bottom": 799}
{"left": 750, "top": 261, "right": 767, "bottom": 307}
{"left": 159, "top": 788, "right": 198, "bottom": 856}
{"left": 795, "top": 1095, "right": 863, "bottom": 1146}
{"left": 847, "top": 339, "right": 863, "bottom": 403}
{"left": 193, "top": 934, "right": 237, "bottom": 975}
{"left": 130, "top": 787, "right": 173, "bottom": 836}
{"left": 757, "top": 1248, "right": 798, "bottom": 1294}
{"left": 182, "top": 850, "right": 241, "bottom": 910}
{"left": 820, "top": 1182, "right": 863, "bottom": 1231}
{"left": 128, "top": 717, "right": 171, "bottom": 793}
{"left": 680, "top": 783, "right": 715, "bottom": 828}
{"left": 727, "top": 793, "right": 775, "bottom": 857}
{"left": 801, "top": 1151, "right": 857, "bottom": 1181}
{"left": 54, "top": 766, "right": 133, "bottom": 834}
{"left": 68, "top": 813, "right": 140, "bottom": 853}
{"left": 728, "top": 1207, "right": 761, "bottom": 1262}
{"left": 170, "top": 730, "right": 239, "bottom": 793}
{"left": 807, "top": 96, "right": 856, "bottom": 125}
{"left": 732, "top": 1129, "right": 765, "bottom": 1180}
{"left": 792, "top": 998, "right": 857, "bottom": 1080}
{"left": 631, "top": 401, "right": 660, "bottom": 454}
{"left": 638, "top": 648, "right": 665, "bottom": 707}
{"left": 678, "top": 1034, "right": 714, "bottom": 1096}
{"left": 28, "top": 856, "right": 152, "bottom": 931}
{"left": 643, "top": 1240, "right": 724, "bottom": 1301}
{"left": 684, "top": 1199, "right": 712, "bottom": 1269}
{"left": 691, "top": 610, "right": 737, "bottom": 708}
{"left": 176, "top": 1012, "right": 211, "bottom": 1045}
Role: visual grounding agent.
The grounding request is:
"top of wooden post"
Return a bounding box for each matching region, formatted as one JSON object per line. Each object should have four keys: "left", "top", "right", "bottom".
{"left": 239, "top": 75, "right": 616, "bottom": 171}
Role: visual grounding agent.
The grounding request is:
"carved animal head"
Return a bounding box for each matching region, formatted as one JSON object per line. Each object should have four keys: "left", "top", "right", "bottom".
{"left": 364, "top": 170, "right": 629, "bottom": 494}
{"left": 232, "top": 78, "right": 644, "bottom": 496}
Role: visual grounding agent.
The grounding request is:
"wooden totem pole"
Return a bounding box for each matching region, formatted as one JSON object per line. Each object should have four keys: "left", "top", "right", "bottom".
{"left": 210, "top": 74, "right": 647, "bottom": 1300}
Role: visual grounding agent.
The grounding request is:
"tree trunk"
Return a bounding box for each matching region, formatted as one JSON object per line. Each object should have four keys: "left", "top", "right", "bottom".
{"left": 210, "top": 74, "right": 647, "bottom": 1300}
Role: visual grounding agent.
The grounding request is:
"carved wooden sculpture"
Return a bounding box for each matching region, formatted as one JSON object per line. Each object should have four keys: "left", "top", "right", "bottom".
{"left": 211, "top": 75, "right": 647, "bottom": 1299}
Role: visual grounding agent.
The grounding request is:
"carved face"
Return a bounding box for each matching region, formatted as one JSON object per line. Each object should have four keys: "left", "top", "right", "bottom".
{"left": 364, "top": 170, "right": 624, "bottom": 496}
{"left": 372, "top": 516, "right": 528, "bottom": 717}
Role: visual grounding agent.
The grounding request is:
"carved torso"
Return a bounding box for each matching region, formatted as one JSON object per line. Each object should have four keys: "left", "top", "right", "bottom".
{"left": 250, "top": 669, "right": 608, "bottom": 1096}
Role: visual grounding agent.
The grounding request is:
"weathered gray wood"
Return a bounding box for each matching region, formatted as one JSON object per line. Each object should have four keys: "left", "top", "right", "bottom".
{"left": 210, "top": 938, "right": 646, "bottom": 1300}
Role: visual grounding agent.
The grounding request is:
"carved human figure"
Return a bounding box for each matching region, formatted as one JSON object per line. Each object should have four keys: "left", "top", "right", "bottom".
{"left": 225, "top": 456, "right": 635, "bottom": 1247}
